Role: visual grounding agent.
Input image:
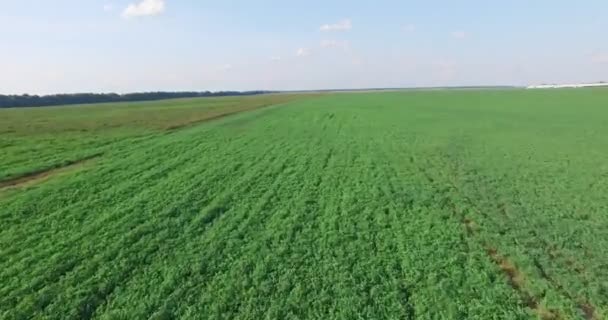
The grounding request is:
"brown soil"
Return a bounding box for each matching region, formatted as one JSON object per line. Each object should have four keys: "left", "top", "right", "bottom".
{"left": 164, "top": 109, "right": 256, "bottom": 131}
{"left": 0, "top": 154, "right": 101, "bottom": 190}
{"left": 579, "top": 302, "right": 597, "bottom": 320}
{"left": 486, "top": 248, "right": 560, "bottom": 320}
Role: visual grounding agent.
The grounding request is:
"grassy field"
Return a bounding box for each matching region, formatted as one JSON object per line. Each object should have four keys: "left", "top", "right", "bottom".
{"left": 1, "top": 89, "right": 607, "bottom": 319}
{"left": 0, "top": 94, "right": 311, "bottom": 181}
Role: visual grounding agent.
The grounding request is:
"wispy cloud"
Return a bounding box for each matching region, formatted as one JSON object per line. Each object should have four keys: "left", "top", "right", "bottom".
{"left": 320, "top": 19, "right": 352, "bottom": 32}
{"left": 402, "top": 24, "right": 416, "bottom": 33}
{"left": 320, "top": 39, "right": 350, "bottom": 50}
{"left": 434, "top": 60, "right": 457, "bottom": 81}
{"left": 451, "top": 31, "right": 467, "bottom": 39}
{"left": 103, "top": 4, "right": 114, "bottom": 12}
{"left": 296, "top": 48, "right": 310, "bottom": 57}
{"left": 591, "top": 52, "right": 608, "bottom": 64}
{"left": 271, "top": 56, "right": 282, "bottom": 62}
{"left": 221, "top": 64, "right": 233, "bottom": 71}
{"left": 122, "top": 0, "right": 165, "bottom": 19}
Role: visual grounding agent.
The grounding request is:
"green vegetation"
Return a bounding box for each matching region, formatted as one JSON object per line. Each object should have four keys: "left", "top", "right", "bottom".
{"left": 0, "top": 91, "right": 273, "bottom": 108}
{"left": 0, "top": 94, "right": 309, "bottom": 181}
{"left": 1, "top": 89, "right": 607, "bottom": 319}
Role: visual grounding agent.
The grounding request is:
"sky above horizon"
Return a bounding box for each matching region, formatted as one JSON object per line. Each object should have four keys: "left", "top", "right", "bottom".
{"left": 1, "top": 0, "right": 607, "bottom": 94}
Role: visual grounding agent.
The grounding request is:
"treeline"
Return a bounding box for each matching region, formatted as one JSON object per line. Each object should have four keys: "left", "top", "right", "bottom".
{"left": 0, "top": 91, "right": 274, "bottom": 108}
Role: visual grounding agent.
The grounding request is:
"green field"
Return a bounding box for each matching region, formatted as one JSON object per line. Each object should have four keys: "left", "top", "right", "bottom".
{"left": 1, "top": 89, "right": 607, "bottom": 319}
{"left": 0, "top": 94, "right": 310, "bottom": 182}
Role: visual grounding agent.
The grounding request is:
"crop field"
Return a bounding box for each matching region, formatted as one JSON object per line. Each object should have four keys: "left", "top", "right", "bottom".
{"left": 1, "top": 89, "right": 607, "bottom": 319}
{"left": 0, "top": 94, "right": 310, "bottom": 182}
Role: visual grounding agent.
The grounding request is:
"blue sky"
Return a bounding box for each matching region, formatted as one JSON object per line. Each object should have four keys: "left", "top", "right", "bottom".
{"left": 1, "top": 0, "right": 607, "bottom": 94}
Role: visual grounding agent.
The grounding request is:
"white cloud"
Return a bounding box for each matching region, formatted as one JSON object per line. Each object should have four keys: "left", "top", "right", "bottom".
{"left": 591, "top": 53, "right": 608, "bottom": 64}
{"left": 296, "top": 48, "right": 310, "bottom": 57}
{"left": 320, "top": 40, "right": 350, "bottom": 50}
{"left": 403, "top": 24, "right": 416, "bottom": 33}
{"left": 271, "top": 56, "right": 282, "bottom": 62}
{"left": 122, "top": 0, "right": 165, "bottom": 19}
{"left": 434, "top": 60, "right": 457, "bottom": 80}
{"left": 103, "top": 4, "right": 114, "bottom": 12}
{"left": 451, "top": 31, "right": 467, "bottom": 39}
{"left": 221, "top": 64, "right": 233, "bottom": 71}
{"left": 320, "top": 19, "right": 352, "bottom": 32}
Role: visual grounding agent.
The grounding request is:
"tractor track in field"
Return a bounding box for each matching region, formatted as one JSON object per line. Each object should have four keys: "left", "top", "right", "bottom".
{"left": 164, "top": 94, "right": 325, "bottom": 132}
{"left": 164, "top": 95, "right": 323, "bottom": 132}
{"left": 464, "top": 191, "right": 598, "bottom": 317}
{"left": 485, "top": 247, "right": 561, "bottom": 320}
{"left": 453, "top": 168, "right": 602, "bottom": 320}
{"left": 164, "top": 106, "right": 272, "bottom": 131}
{"left": 0, "top": 153, "right": 102, "bottom": 191}
{"left": 409, "top": 155, "right": 564, "bottom": 319}
{"left": 432, "top": 149, "right": 602, "bottom": 320}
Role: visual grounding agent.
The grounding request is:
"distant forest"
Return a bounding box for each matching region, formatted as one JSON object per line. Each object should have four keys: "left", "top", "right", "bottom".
{"left": 0, "top": 91, "right": 274, "bottom": 108}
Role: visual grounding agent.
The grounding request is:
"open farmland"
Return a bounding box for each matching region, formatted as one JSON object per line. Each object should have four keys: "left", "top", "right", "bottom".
{"left": 0, "top": 94, "right": 312, "bottom": 182}
{"left": 1, "top": 89, "right": 607, "bottom": 319}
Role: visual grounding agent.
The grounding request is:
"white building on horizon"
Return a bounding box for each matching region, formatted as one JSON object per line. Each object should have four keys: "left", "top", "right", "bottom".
{"left": 526, "top": 82, "right": 608, "bottom": 89}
